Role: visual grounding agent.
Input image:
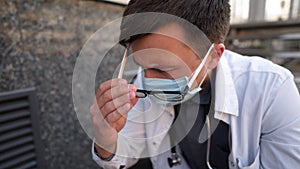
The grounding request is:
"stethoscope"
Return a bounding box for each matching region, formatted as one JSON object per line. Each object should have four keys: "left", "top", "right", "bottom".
{"left": 168, "top": 107, "right": 214, "bottom": 169}
{"left": 128, "top": 73, "right": 215, "bottom": 168}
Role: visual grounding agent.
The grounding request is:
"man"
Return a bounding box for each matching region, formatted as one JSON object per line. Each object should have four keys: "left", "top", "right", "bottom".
{"left": 90, "top": 0, "right": 300, "bottom": 168}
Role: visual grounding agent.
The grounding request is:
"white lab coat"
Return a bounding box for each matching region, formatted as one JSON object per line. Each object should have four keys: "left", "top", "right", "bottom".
{"left": 92, "top": 50, "right": 300, "bottom": 169}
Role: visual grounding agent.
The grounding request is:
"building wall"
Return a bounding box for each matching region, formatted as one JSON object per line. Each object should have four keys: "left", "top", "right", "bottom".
{"left": 0, "top": 0, "right": 125, "bottom": 168}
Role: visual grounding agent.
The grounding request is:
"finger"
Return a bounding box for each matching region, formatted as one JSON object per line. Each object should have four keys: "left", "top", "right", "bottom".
{"left": 90, "top": 98, "right": 107, "bottom": 121}
{"left": 99, "top": 85, "right": 131, "bottom": 108}
{"left": 111, "top": 116, "right": 127, "bottom": 132}
{"left": 131, "top": 97, "right": 139, "bottom": 107}
{"left": 105, "top": 103, "right": 131, "bottom": 123}
{"left": 128, "top": 84, "right": 139, "bottom": 106}
{"left": 100, "top": 93, "right": 131, "bottom": 117}
{"left": 101, "top": 85, "right": 139, "bottom": 120}
{"left": 96, "top": 79, "right": 128, "bottom": 97}
{"left": 90, "top": 99, "right": 113, "bottom": 135}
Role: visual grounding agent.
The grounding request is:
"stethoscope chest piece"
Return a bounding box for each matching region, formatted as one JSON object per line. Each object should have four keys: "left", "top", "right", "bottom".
{"left": 168, "top": 152, "right": 181, "bottom": 168}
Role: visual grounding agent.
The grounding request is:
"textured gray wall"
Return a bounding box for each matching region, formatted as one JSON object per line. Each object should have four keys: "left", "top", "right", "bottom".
{"left": 0, "top": 0, "right": 124, "bottom": 168}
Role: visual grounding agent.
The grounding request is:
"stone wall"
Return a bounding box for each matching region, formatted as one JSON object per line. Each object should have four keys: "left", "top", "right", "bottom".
{"left": 0, "top": 0, "right": 125, "bottom": 168}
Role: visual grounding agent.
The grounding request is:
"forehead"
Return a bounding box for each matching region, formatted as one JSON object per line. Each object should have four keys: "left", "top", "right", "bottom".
{"left": 130, "top": 32, "right": 192, "bottom": 68}
{"left": 129, "top": 24, "right": 193, "bottom": 70}
{"left": 131, "top": 22, "right": 188, "bottom": 51}
{"left": 129, "top": 22, "right": 210, "bottom": 58}
{"left": 129, "top": 30, "right": 200, "bottom": 76}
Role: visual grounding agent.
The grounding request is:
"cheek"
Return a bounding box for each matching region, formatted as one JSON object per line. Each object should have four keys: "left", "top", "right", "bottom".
{"left": 178, "top": 54, "right": 201, "bottom": 76}
{"left": 173, "top": 61, "right": 199, "bottom": 78}
{"left": 175, "top": 67, "right": 193, "bottom": 77}
{"left": 189, "top": 58, "right": 201, "bottom": 70}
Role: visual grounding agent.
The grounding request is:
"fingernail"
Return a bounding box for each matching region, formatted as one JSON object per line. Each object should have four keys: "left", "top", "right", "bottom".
{"left": 128, "top": 84, "right": 135, "bottom": 91}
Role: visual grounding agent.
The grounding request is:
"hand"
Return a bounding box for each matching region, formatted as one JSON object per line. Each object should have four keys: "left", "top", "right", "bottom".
{"left": 90, "top": 79, "right": 138, "bottom": 158}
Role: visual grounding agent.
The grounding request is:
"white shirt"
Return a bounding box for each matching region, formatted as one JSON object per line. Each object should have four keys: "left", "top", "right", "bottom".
{"left": 92, "top": 50, "right": 300, "bottom": 169}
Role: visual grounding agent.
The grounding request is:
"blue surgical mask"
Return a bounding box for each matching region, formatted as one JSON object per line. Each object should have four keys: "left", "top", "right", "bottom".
{"left": 142, "top": 73, "right": 203, "bottom": 105}
{"left": 142, "top": 44, "right": 213, "bottom": 106}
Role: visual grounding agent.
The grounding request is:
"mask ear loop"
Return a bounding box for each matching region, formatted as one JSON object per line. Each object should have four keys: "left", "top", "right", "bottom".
{"left": 197, "top": 68, "right": 208, "bottom": 90}
{"left": 187, "top": 44, "right": 214, "bottom": 89}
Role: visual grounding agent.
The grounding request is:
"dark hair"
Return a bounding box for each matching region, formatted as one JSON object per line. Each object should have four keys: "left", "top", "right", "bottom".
{"left": 119, "top": 0, "right": 231, "bottom": 46}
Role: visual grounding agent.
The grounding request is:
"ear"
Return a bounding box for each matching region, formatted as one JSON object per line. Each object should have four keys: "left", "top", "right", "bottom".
{"left": 206, "top": 43, "right": 225, "bottom": 70}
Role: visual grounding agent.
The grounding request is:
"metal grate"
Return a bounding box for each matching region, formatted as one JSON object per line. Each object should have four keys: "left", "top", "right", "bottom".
{"left": 0, "top": 88, "right": 45, "bottom": 169}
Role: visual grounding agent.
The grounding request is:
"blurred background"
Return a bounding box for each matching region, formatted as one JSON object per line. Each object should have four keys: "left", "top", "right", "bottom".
{"left": 0, "top": 0, "right": 299, "bottom": 169}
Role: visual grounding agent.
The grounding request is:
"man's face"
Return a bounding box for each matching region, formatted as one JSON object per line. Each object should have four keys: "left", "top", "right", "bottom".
{"left": 130, "top": 23, "right": 208, "bottom": 88}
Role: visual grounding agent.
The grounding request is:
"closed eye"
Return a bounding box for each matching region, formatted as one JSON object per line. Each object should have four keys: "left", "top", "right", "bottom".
{"left": 145, "top": 68, "right": 174, "bottom": 79}
{"left": 147, "top": 68, "right": 166, "bottom": 73}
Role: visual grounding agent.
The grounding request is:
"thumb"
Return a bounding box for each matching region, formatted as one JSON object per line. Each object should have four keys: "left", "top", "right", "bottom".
{"left": 128, "top": 84, "right": 139, "bottom": 107}
{"left": 131, "top": 97, "right": 139, "bottom": 107}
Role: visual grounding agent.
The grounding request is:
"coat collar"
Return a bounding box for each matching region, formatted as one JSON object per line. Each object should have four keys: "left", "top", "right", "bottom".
{"left": 214, "top": 51, "right": 239, "bottom": 117}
